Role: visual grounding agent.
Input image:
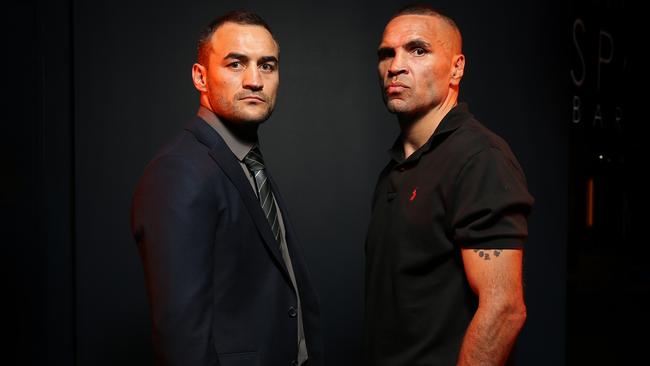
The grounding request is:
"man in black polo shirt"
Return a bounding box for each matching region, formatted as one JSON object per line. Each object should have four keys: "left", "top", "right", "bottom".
{"left": 364, "top": 4, "right": 534, "bottom": 366}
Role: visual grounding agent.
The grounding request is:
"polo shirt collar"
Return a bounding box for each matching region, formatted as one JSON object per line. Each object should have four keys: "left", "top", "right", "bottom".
{"left": 389, "top": 102, "right": 472, "bottom": 164}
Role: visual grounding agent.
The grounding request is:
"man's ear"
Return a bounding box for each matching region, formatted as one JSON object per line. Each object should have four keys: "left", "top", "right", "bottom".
{"left": 192, "top": 63, "right": 208, "bottom": 92}
{"left": 450, "top": 54, "right": 465, "bottom": 86}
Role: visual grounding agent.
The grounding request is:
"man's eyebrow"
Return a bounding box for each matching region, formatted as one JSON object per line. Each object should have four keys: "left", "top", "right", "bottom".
{"left": 224, "top": 52, "right": 249, "bottom": 61}
{"left": 259, "top": 56, "right": 279, "bottom": 64}
{"left": 377, "top": 46, "right": 394, "bottom": 58}
{"left": 404, "top": 39, "right": 431, "bottom": 50}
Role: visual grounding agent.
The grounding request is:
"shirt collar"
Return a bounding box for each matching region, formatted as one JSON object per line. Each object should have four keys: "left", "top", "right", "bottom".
{"left": 388, "top": 102, "right": 472, "bottom": 164}
{"left": 197, "top": 106, "right": 257, "bottom": 161}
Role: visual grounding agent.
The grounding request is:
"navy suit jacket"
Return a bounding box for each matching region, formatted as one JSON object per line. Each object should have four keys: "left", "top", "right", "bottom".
{"left": 131, "top": 116, "right": 323, "bottom": 366}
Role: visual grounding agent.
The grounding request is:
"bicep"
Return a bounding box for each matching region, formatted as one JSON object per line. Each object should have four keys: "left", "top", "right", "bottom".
{"left": 460, "top": 248, "right": 524, "bottom": 302}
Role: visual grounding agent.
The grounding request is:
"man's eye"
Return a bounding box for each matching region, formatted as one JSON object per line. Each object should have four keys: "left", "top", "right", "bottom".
{"left": 412, "top": 48, "right": 426, "bottom": 56}
{"left": 229, "top": 62, "right": 242, "bottom": 69}
{"left": 260, "top": 63, "right": 275, "bottom": 71}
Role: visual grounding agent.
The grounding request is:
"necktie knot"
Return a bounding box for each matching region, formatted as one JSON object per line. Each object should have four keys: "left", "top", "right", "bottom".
{"left": 243, "top": 147, "right": 265, "bottom": 172}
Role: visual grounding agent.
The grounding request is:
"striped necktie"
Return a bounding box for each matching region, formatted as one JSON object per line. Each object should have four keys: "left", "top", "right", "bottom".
{"left": 243, "top": 146, "right": 282, "bottom": 244}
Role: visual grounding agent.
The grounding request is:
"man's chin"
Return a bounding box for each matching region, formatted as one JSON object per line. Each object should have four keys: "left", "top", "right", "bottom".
{"left": 230, "top": 109, "right": 273, "bottom": 124}
{"left": 386, "top": 100, "right": 412, "bottom": 115}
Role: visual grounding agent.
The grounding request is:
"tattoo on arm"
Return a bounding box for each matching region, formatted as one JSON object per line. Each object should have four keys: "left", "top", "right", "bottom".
{"left": 472, "top": 249, "right": 502, "bottom": 261}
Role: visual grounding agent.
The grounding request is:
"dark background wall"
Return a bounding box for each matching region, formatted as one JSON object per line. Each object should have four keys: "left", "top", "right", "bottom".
{"left": 566, "top": 1, "right": 644, "bottom": 365}
{"left": 7, "top": 0, "right": 571, "bottom": 365}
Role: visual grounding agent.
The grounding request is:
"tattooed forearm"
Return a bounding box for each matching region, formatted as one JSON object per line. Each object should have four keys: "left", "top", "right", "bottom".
{"left": 472, "top": 249, "right": 502, "bottom": 260}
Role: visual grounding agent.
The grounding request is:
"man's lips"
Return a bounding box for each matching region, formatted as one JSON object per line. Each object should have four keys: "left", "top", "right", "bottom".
{"left": 239, "top": 95, "right": 266, "bottom": 102}
{"left": 385, "top": 82, "right": 409, "bottom": 92}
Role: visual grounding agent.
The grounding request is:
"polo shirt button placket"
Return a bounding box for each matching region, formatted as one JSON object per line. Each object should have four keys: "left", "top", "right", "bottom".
{"left": 288, "top": 306, "right": 297, "bottom": 318}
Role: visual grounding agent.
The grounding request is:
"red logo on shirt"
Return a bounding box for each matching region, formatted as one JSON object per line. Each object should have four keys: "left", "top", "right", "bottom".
{"left": 409, "top": 187, "right": 417, "bottom": 202}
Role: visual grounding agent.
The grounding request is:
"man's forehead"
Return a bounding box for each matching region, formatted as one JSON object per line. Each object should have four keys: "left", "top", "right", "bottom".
{"left": 210, "top": 23, "right": 278, "bottom": 55}
{"left": 380, "top": 15, "right": 442, "bottom": 46}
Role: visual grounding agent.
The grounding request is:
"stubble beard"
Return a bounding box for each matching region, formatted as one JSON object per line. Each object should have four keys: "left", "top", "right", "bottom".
{"left": 231, "top": 102, "right": 274, "bottom": 124}
{"left": 213, "top": 95, "right": 275, "bottom": 125}
{"left": 384, "top": 91, "right": 418, "bottom": 117}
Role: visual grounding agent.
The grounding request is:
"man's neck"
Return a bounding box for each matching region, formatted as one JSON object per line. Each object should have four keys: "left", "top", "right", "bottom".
{"left": 223, "top": 119, "right": 259, "bottom": 144}
{"left": 199, "top": 103, "right": 259, "bottom": 143}
{"left": 398, "top": 97, "right": 457, "bottom": 159}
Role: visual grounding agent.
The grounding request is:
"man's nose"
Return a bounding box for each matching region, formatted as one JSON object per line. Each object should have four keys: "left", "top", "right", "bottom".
{"left": 243, "top": 66, "right": 263, "bottom": 91}
{"left": 387, "top": 51, "right": 408, "bottom": 77}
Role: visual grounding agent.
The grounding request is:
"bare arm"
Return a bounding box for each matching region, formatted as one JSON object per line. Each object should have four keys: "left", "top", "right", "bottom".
{"left": 457, "top": 248, "right": 526, "bottom": 366}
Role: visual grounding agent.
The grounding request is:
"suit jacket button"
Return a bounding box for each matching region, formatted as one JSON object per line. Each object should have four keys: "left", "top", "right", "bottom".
{"left": 288, "top": 306, "right": 297, "bottom": 318}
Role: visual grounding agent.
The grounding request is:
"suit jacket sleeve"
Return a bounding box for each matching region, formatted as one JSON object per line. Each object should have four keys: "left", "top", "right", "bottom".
{"left": 131, "top": 155, "right": 219, "bottom": 366}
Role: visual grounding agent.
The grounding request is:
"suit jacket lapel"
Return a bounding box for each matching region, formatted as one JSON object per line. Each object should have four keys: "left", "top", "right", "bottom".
{"left": 268, "top": 173, "right": 317, "bottom": 300}
{"left": 185, "top": 117, "right": 292, "bottom": 282}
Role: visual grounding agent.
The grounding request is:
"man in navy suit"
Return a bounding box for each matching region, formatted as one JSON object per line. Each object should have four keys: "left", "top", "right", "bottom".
{"left": 131, "top": 11, "right": 322, "bottom": 366}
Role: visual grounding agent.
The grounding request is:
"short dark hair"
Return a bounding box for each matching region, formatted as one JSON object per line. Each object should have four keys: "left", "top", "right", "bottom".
{"left": 196, "top": 10, "right": 276, "bottom": 65}
{"left": 391, "top": 3, "right": 462, "bottom": 51}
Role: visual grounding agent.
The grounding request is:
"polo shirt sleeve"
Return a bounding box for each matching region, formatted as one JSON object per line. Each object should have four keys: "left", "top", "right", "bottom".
{"left": 450, "top": 146, "right": 534, "bottom": 249}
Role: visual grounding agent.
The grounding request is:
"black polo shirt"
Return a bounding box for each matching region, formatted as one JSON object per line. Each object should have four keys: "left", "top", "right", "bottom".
{"left": 364, "top": 103, "right": 534, "bottom": 366}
